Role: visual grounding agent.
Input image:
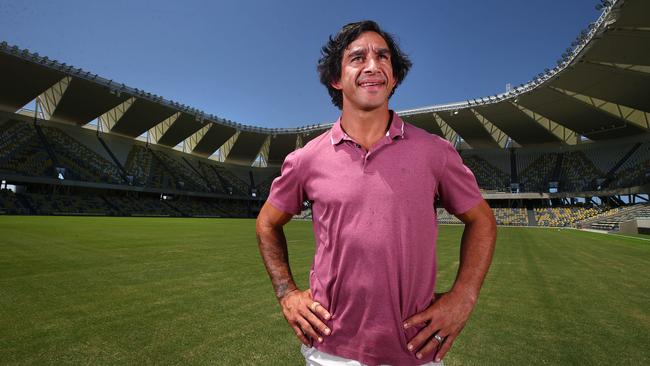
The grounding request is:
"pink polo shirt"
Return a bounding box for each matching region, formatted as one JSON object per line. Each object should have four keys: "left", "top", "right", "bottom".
{"left": 267, "top": 112, "right": 482, "bottom": 366}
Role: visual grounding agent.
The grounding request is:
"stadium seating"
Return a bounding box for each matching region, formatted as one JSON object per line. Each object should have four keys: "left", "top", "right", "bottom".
{"left": 492, "top": 208, "right": 528, "bottom": 226}
{"left": 612, "top": 142, "right": 650, "bottom": 188}
{"left": 20, "top": 192, "right": 111, "bottom": 215}
{"left": 0, "top": 189, "right": 29, "bottom": 214}
{"left": 436, "top": 208, "right": 463, "bottom": 224}
{"left": 461, "top": 154, "right": 510, "bottom": 191}
{"left": 577, "top": 203, "right": 650, "bottom": 231}
{"left": 3, "top": 117, "right": 650, "bottom": 224}
{"left": 558, "top": 151, "right": 602, "bottom": 192}
{"left": 40, "top": 126, "right": 123, "bottom": 184}
{"left": 124, "top": 145, "right": 153, "bottom": 186}
{"left": 518, "top": 153, "right": 558, "bottom": 192}
{"left": 534, "top": 206, "right": 603, "bottom": 227}
{"left": 0, "top": 121, "right": 53, "bottom": 177}
{"left": 148, "top": 148, "right": 208, "bottom": 192}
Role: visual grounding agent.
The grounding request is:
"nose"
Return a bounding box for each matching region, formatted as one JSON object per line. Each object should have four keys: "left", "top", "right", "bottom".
{"left": 364, "top": 56, "right": 379, "bottom": 73}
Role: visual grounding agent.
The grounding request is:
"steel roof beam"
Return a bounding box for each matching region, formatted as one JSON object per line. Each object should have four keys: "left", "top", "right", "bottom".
{"left": 253, "top": 135, "right": 272, "bottom": 167}
{"left": 38, "top": 76, "right": 71, "bottom": 120}
{"left": 550, "top": 86, "right": 650, "bottom": 130}
{"left": 432, "top": 113, "right": 460, "bottom": 147}
{"left": 148, "top": 112, "right": 181, "bottom": 144}
{"left": 217, "top": 130, "right": 241, "bottom": 162}
{"left": 99, "top": 97, "right": 135, "bottom": 132}
{"left": 511, "top": 102, "right": 578, "bottom": 145}
{"left": 184, "top": 123, "right": 212, "bottom": 152}
{"left": 470, "top": 109, "right": 511, "bottom": 148}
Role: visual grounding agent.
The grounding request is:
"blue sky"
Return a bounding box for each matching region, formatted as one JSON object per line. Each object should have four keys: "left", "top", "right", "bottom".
{"left": 1, "top": 0, "right": 599, "bottom": 128}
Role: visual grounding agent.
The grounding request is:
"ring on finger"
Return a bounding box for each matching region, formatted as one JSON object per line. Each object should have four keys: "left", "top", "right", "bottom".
{"left": 309, "top": 301, "right": 321, "bottom": 312}
{"left": 433, "top": 334, "right": 444, "bottom": 344}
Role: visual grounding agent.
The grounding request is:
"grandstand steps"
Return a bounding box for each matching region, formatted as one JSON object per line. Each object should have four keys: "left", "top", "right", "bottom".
{"left": 527, "top": 209, "right": 537, "bottom": 226}
{"left": 211, "top": 166, "right": 236, "bottom": 195}
{"left": 33, "top": 123, "right": 60, "bottom": 177}
{"left": 551, "top": 153, "right": 563, "bottom": 183}
{"left": 602, "top": 142, "right": 642, "bottom": 188}
{"left": 148, "top": 148, "right": 182, "bottom": 190}
{"left": 579, "top": 203, "right": 650, "bottom": 232}
{"left": 182, "top": 157, "right": 213, "bottom": 192}
{"left": 97, "top": 135, "right": 130, "bottom": 184}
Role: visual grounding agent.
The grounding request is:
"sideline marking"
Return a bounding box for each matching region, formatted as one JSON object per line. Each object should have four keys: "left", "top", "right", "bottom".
{"left": 607, "top": 233, "right": 650, "bottom": 242}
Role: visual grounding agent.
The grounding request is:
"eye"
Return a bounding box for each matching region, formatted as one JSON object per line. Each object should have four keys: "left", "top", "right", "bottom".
{"left": 350, "top": 55, "right": 363, "bottom": 63}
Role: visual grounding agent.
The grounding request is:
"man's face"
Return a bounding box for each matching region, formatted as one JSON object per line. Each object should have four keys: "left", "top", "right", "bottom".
{"left": 332, "top": 31, "right": 397, "bottom": 112}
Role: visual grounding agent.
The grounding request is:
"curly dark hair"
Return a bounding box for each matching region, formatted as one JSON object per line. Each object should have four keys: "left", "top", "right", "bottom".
{"left": 317, "top": 20, "right": 412, "bottom": 110}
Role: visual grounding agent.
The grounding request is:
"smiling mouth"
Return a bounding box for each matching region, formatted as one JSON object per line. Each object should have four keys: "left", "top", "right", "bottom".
{"left": 358, "top": 81, "right": 385, "bottom": 87}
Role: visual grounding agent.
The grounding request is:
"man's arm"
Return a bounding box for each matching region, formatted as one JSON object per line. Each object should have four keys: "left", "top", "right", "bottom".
{"left": 256, "top": 202, "right": 332, "bottom": 346}
{"left": 403, "top": 200, "right": 496, "bottom": 362}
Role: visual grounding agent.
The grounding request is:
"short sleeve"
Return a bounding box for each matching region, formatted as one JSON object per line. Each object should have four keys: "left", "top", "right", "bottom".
{"left": 267, "top": 150, "right": 306, "bottom": 215}
{"left": 437, "top": 142, "right": 483, "bottom": 215}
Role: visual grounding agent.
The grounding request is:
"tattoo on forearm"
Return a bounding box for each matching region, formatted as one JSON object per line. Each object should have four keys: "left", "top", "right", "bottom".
{"left": 257, "top": 230, "right": 297, "bottom": 300}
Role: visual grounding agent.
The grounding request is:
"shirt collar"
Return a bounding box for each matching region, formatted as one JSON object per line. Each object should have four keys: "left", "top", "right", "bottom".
{"left": 330, "top": 110, "right": 406, "bottom": 145}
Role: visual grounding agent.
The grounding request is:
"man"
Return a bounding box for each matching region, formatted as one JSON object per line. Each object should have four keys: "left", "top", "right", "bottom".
{"left": 257, "top": 20, "right": 496, "bottom": 366}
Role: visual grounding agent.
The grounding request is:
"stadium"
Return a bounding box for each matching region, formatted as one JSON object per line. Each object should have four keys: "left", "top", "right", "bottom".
{"left": 0, "top": 0, "right": 648, "bottom": 365}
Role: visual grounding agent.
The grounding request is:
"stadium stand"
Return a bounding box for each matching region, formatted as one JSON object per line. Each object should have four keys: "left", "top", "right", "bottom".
{"left": 0, "top": 189, "right": 29, "bottom": 214}
{"left": 611, "top": 142, "right": 650, "bottom": 189}
{"left": 518, "top": 153, "right": 558, "bottom": 192}
{"left": 534, "top": 206, "right": 603, "bottom": 227}
{"left": 577, "top": 203, "right": 650, "bottom": 231}
{"left": 2, "top": 0, "right": 650, "bottom": 226}
{"left": 0, "top": 121, "right": 53, "bottom": 177}
{"left": 460, "top": 153, "right": 510, "bottom": 192}
{"left": 40, "top": 125, "right": 123, "bottom": 184}
{"left": 124, "top": 145, "right": 152, "bottom": 186}
{"left": 436, "top": 208, "right": 463, "bottom": 224}
{"left": 557, "top": 151, "right": 602, "bottom": 192}
{"left": 492, "top": 208, "right": 528, "bottom": 226}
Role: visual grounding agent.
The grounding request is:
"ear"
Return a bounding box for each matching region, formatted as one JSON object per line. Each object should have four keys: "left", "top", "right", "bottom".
{"left": 331, "top": 79, "right": 342, "bottom": 91}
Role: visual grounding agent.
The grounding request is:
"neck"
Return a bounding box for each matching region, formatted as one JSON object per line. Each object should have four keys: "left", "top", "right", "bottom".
{"left": 340, "top": 107, "right": 391, "bottom": 150}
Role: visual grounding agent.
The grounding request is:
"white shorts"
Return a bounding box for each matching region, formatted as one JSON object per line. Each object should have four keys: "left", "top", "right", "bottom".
{"left": 301, "top": 344, "right": 444, "bottom": 366}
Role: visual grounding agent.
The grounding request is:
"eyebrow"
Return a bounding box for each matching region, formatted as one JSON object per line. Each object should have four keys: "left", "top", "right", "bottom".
{"left": 345, "top": 47, "right": 390, "bottom": 59}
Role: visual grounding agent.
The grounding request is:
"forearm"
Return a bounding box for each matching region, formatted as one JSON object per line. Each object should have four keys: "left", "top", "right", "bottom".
{"left": 257, "top": 225, "right": 298, "bottom": 300}
{"left": 452, "top": 209, "right": 496, "bottom": 302}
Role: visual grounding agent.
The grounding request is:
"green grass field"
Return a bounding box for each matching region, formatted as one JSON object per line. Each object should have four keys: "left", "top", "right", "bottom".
{"left": 1, "top": 216, "right": 649, "bottom": 365}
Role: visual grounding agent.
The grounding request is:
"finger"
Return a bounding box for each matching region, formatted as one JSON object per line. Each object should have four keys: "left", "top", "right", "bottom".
{"left": 415, "top": 337, "right": 441, "bottom": 359}
{"left": 434, "top": 334, "right": 456, "bottom": 362}
{"left": 311, "top": 302, "right": 332, "bottom": 321}
{"left": 297, "top": 316, "right": 323, "bottom": 343}
{"left": 290, "top": 323, "right": 310, "bottom": 346}
{"left": 406, "top": 325, "right": 435, "bottom": 352}
{"left": 403, "top": 310, "right": 430, "bottom": 329}
{"left": 303, "top": 308, "right": 331, "bottom": 336}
